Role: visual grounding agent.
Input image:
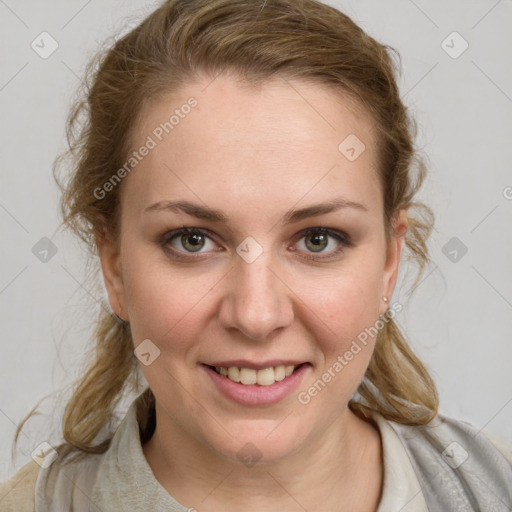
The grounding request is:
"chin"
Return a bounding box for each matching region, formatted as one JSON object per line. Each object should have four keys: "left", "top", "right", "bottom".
{"left": 204, "top": 417, "right": 311, "bottom": 466}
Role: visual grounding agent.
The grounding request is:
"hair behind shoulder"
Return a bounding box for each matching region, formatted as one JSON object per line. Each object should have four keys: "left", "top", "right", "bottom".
{"left": 15, "top": 0, "right": 438, "bottom": 463}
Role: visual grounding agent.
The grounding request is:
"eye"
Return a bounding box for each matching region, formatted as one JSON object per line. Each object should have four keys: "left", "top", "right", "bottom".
{"left": 293, "top": 227, "right": 351, "bottom": 260}
{"left": 160, "top": 226, "right": 351, "bottom": 261}
{"left": 162, "top": 227, "right": 217, "bottom": 255}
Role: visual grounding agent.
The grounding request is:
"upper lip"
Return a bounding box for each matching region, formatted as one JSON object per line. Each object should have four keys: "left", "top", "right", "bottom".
{"left": 203, "top": 360, "right": 309, "bottom": 370}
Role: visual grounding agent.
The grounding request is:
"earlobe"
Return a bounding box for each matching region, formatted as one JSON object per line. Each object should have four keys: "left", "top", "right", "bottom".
{"left": 96, "top": 230, "right": 126, "bottom": 321}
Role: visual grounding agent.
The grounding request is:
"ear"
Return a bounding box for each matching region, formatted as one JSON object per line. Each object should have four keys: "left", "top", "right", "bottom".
{"left": 96, "top": 228, "right": 127, "bottom": 321}
{"left": 379, "top": 208, "right": 408, "bottom": 315}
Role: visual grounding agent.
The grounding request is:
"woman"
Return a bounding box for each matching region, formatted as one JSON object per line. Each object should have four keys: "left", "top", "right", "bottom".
{"left": 2, "top": 0, "right": 511, "bottom": 510}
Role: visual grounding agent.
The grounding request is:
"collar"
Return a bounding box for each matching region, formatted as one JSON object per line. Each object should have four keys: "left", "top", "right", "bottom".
{"left": 89, "top": 393, "right": 428, "bottom": 511}
{"left": 90, "top": 393, "right": 188, "bottom": 511}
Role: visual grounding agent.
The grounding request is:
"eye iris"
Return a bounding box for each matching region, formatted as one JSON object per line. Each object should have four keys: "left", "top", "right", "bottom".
{"left": 182, "top": 232, "right": 204, "bottom": 252}
{"left": 306, "top": 232, "right": 328, "bottom": 252}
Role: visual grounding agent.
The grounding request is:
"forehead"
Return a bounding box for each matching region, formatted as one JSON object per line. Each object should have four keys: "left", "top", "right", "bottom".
{"left": 121, "top": 73, "right": 382, "bottom": 221}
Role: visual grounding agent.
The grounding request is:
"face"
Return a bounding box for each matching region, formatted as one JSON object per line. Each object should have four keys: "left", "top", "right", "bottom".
{"left": 99, "top": 72, "right": 406, "bottom": 463}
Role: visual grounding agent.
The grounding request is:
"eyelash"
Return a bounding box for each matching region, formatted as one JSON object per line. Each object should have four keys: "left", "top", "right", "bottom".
{"left": 160, "top": 226, "right": 352, "bottom": 261}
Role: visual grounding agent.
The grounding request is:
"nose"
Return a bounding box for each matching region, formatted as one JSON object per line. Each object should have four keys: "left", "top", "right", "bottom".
{"left": 218, "top": 248, "right": 294, "bottom": 342}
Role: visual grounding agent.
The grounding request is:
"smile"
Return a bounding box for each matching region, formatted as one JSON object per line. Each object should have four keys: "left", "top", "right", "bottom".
{"left": 212, "top": 364, "right": 301, "bottom": 386}
{"left": 202, "top": 362, "right": 311, "bottom": 406}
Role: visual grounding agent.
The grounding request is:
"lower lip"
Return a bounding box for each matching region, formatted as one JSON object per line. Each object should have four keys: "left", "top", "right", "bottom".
{"left": 203, "top": 364, "right": 310, "bottom": 406}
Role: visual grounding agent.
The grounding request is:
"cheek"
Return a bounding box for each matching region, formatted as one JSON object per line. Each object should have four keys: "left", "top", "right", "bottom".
{"left": 121, "top": 244, "right": 220, "bottom": 353}
{"left": 294, "top": 269, "right": 383, "bottom": 409}
{"left": 293, "top": 259, "right": 385, "bottom": 401}
{"left": 301, "top": 260, "right": 384, "bottom": 341}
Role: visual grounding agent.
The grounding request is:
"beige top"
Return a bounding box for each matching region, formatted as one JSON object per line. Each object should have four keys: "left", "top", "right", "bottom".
{"left": 1, "top": 395, "right": 511, "bottom": 511}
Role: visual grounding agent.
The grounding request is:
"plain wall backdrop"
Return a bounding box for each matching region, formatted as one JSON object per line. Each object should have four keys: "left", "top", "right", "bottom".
{"left": 1, "top": 0, "right": 511, "bottom": 481}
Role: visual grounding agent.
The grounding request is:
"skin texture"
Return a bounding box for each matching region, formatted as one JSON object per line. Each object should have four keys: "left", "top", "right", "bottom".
{"left": 98, "top": 71, "right": 407, "bottom": 511}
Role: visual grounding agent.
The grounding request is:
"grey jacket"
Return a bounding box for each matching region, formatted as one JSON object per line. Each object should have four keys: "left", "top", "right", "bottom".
{"left": 21, "top": 397, "right": 512, "bottom": 511}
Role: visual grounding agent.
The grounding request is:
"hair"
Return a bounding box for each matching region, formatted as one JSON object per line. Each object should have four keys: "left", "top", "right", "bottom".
{"left": 15, "top": 0, "right": 438, "bottom": 464}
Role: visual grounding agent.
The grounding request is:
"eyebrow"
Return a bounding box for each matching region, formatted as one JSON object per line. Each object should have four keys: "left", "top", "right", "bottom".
{"left": 143, "top": 197, "right": 368, "bottom": 225}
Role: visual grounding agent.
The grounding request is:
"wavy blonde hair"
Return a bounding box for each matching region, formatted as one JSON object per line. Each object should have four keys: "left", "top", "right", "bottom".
{"left": 15, "top": 0, "right": 437, "bottom": 464}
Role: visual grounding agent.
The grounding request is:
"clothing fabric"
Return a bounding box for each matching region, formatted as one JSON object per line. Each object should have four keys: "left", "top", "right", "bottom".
{"left": 1, "top": 391, "right": 511, "bottom": 511}
{"left": 388, "top": 415, "right": 512, "bottom": 510}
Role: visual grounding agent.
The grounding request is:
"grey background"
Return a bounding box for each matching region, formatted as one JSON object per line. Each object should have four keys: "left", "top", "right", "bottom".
{"left": 1, "top": 0, "right": 511, "bottom": 481}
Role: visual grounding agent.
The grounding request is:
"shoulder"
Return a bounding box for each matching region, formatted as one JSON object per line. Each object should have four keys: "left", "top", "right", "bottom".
{"left": 370, "top": 410, "right": 512, "bottom": 508}
{"left": 482, "top": 430, "right": 512, "bottom": 468}
{"left": 429, "top": 413, "right": 512, "bottom": 471}
{"left": 35, "top": 446, "right": 105, "bottom": 511}
{"left": 390, "top": 412, "right": 512, "bottom": 467}
{"left": 0, "top": 460, "right": 40, "bottom": 512}
{"left": 1, "top": 445, "right": 107, "bottom": 512}
{"left": 385, "top": 412, "right": 512, "bottom": 488}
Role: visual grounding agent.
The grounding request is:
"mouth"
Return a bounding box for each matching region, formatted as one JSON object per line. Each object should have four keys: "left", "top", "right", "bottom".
{"left": 202, "top": 361, "right": 311, "bottom": 406}
{"left": 204, "top": 362, "right": 309, "bottom": 386}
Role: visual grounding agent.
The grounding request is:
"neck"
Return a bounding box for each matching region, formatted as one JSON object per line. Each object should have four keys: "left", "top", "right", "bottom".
{"left": 142, "top": 404, "right": 383, "bottom": 512}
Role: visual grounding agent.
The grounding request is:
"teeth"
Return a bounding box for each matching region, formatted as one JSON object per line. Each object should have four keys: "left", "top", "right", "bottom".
{"left": 240, "top": 368, "right": 257, "bottom": 385}
{"left": 214, "top": 364, "right": 300, "bottom": 385}
{"left": 285, "top": 365, "right": 294, "bottom": 377}
{"left": 274, "top": 365, "right": 286, "bottom": 381}
{"left": 256, "top": 367, "right": 274, "bottom": 386}
{"left": 227, "top": 366, "right": 240, "bottom": 382}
